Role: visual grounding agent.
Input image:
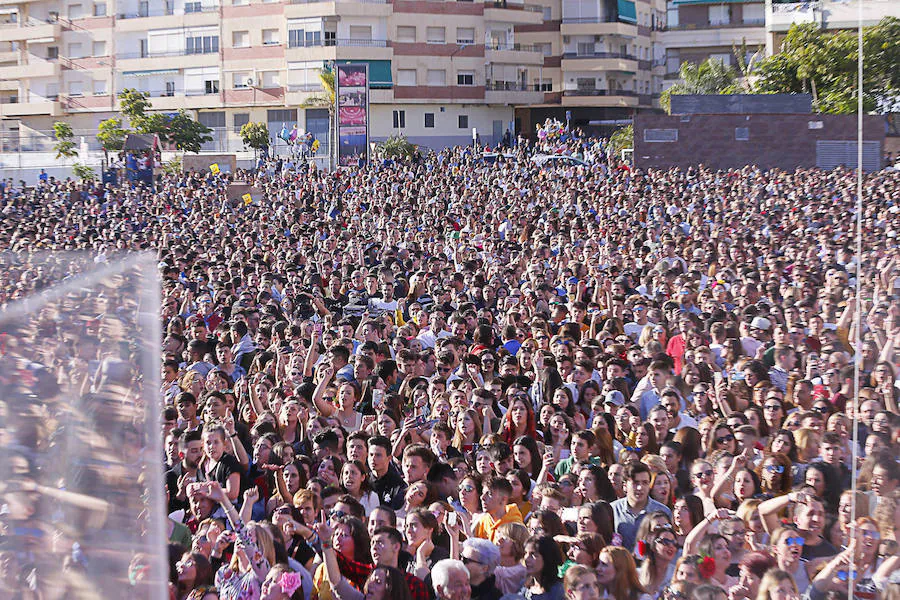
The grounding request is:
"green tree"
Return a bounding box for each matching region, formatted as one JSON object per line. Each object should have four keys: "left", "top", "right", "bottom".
{"left": 53, "top": 121, "right": 78, "bottom": 159}
{"left": 165, "top": 110, "right": 213, "bottom": 153}
{"left": 72, "top": 163, "right": 95, "bottom": 180}
{"left": 660, "top": 58, "right": 738, "bottom": 113}
{"left": 608, "top": 124, "right": 633, "bottom": 158}
{"left": 753, "top": 17, "right": 900, "bottom": 113}
{"left": 97, "top": 117, "right": 128, "bottom": 166}
{"left": 378, "top": 135, "right": 417, "bottom": 160}
{"left": 239, "top": 122, "right": 270, "bottom": 160}
{"left": 118, "top": 88, "right": 152, "bottom": 129}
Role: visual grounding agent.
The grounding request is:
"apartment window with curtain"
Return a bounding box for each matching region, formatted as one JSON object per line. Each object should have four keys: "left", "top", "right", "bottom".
{"left": 186, "top": 35, "right": 219, "bottom": 54}
{"left": 233, "top": 113, "right": 250, "bottom": 133}
{"left": 392, "top": 110, "right": 405, "bottom": 128}
{"left": 457, "top": 71, "right": 474, "bottom": 86}
{"left": 93, "top": 2, "right": 106, "bottom": 16}
{"left": 262, "top": 29, "right": 280, "bottom": 45}
{"left": 397, "top": 26, "right": 415, "bottom": 42}
{"left": 397, "top": 69, "right": 416, "bottom": 86}
{"left": 456, "top": 27, "right": 475, "bottom": 44}
{"left": 232, "top": 31, "right": 249, "bottom": 48}
{"left": 708, "top": 4, "right": 729, "bottom": 25}
{"left": 424, "top": 113, "right": 434, "bottom": 128}
{"left": 426, "top": 27, "right": 445, "bottom": 43}
{"left": 426, "top": 69, "right": 445, "bottom": 86}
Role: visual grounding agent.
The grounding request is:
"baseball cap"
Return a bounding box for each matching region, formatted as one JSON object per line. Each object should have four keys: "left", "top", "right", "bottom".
{"left": 604, "top": 390, "right": 625, "bottom": 407}
{"left": 751, "top": 316, "right": 772, "bottom": 331}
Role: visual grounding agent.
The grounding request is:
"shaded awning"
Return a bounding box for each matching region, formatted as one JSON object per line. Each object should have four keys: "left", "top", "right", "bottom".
{"left": 618, "top": 0, "right": 637, "bottom": 23}
{"left": 672, "top": 0, "right": 743, "bottom": 4}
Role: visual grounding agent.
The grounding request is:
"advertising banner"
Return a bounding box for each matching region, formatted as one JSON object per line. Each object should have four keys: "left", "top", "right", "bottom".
{"left": 335, "top": 63, "right": 369, "bottom": 167}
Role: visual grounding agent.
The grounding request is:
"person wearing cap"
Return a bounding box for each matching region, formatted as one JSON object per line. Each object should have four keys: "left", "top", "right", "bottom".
{"left": 741, "top": 316, "right": 771, "bottom": 358}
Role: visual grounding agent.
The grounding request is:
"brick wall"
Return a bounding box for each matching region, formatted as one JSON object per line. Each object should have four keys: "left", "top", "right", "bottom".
{"left": 634, "top": 114, "right": 885, "bottom": 171}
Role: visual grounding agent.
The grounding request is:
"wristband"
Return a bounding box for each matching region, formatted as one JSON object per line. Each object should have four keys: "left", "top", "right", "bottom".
{"left": 230, "top": 433, "right": 239, "bottom": 438}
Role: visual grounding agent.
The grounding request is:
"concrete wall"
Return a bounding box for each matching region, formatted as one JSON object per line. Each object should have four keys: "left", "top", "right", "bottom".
{"left": 634, "top": 113, "right": 885, "bottom": 171}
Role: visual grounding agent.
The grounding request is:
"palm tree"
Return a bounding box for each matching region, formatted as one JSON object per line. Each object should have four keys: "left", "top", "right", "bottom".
{"left": 300, "top": 66, "right": 336, "bottom": 167}
{"left": 660, "top": 58, "right": 738, "bottom": 113}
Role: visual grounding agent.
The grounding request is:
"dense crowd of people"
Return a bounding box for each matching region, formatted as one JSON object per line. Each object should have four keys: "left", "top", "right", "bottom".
{"left": 1, "top": 134, "right": 900, "bottom": 600}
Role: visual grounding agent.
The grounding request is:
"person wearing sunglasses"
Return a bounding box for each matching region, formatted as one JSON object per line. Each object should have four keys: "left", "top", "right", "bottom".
{"left": 638, "top": 528, "right": 680, "bottom": 597}
{"left": 460, "top": 537, "right": 502, "bottom": 600}
{"left": 757, "top": 453, "right": 792, "bottom": 497}
{"left": 769, "top": 526, "right": 812, "bottom": 594}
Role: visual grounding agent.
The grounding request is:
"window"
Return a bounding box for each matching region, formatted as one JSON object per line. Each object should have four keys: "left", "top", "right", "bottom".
{"left": 735, "top": 127, "right": 749, "bottom": 141}
{"left": 534, "top": 78, "right": 552, "bottom": 91}
{"left": 458, "top": 115, "right": 468, "bottom": 129}
{"left": 47, "top": 46, "right": 59, "bottom": 59}
{"left": 186, "top": 35, "right": 218, "bottom": 54}
{"left": 536, "top": 42, "right": 552, "bottom": 56}
{"left": 93, "top": 79, "right": 107, "bottom": 95}
{"left": 426, "top": 26, "right": 445, "bottom": 43}
{"left": 198, "top": 111, "right": 225, "bottom": 129}
{"left": 288, "top": 19, "right": 322, "bottom": 48}
{"left": 261, "top": 70, "right": 279, "bottom": 87}
{"left": 233, "top": 0, "right": 248, "bottom": 5}
{"left": 233, "top": 71, "right": 250, "bottom": 88}
{"left": 349, "top": 25, "right": 372, "bottom": 41}
{"left": 542, "top": 6, "right": 551, "bottom": 20}
{"left": 576, "top": 77, "right": 595, "bottom": 91}
{"left": 424, "top": 113, "right": 434, "bottom": 128}
{"left": 93, "top": 2, "right": 106, "bottom": 16}
{"left": 233, "top": 31, "right": 249, "bottom": 48}
{"left": 457, "top": 71, "right": 474, "bottom": 86}
{"left": 392, "top": 110, "right": 405, "bottom": 129}
{"left": 709, "top": 52, "right": 731, "bottom": 66}
{"left": 456, "top": 27, "right": 475, "bottom": 44}
{"left": 233, "top": 113, "right": 250, "bottom": 133}
{"left": 205, "top": 79, "right": 219, "bottom": 94}
{"left": 262, "top": 29, "right": 280, "bottom": 45}
{"left": 92, "top": 41, "right": 106, "bottom": 56}
{"left": 397, "top": 69, "right": 416, "bottom": 86}
{"left": 708, "top": 4, "right": 729, "bottom": 25}
{"left": 184, "top": 1, "right": 201, "bottom": 12}
{"left": 426, "top": 69, "right": 445, "bottom": 86}
{"left": 743, "top": 2, "right": 764, "bottom": 23}
{"left": 267, "top": 109, "right": 297, "bottom": 123}
{"left": 288, "top": 61, "right": 324, "bottom": 91}
{"left": 397, "top": 26, "right": 416, "bottom": 42}
{"left": 68, "top": 3, "right": 84, "bottom": 18}
{"left": 68, "top": 43, "right": 84, "bottom": 58}
{"left": 69, "top": 81, "right": 84, "bottom": 96}
{"left": 165, "top": 81, "right": 175, "bottom": 96}
{"left": 577, "top": 42, "right": 594, "bottom": 56}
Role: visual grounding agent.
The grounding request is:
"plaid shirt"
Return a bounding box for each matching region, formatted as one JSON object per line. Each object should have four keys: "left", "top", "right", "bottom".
{"left": 335, "top": 552, "right": 432, "bottom": 600}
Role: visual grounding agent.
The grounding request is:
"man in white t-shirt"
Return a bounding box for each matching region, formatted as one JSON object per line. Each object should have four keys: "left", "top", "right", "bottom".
{"left": 624, "top": 299, "right": 650, "bottom": 341}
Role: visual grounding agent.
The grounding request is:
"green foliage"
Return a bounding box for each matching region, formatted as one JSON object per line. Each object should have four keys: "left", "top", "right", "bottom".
{"left": 239, "top": 122, "right": 270, "bottom": 151}
{"left": 608, "top": 125, "right": 633, "bottom": 156}
{"left": 302, "top": 66, "right": 336, "bottom": 112}
{"left": 660, "top": 58, "right": 739, "bottom": 113}
{"left": 72, "top": 162, "right": 95, "bottom": 180}
{"left": 378, "top": 135, "right": 417, "bottom": 160}
{"left": 97, "top": 117, "right": 127, "bottom": 152}
{"left": 118, "top": 88, "right": 152, "bottom": 128}
{"left": 162, "top": 155, "right": 183, "bottom": 175}
{"left": 753, "top": 17, "right": 900, "bottom": 113}
{"left": 52, "top": 121, "right": 78, "bottom": 159}
{"left": 164, "top": 110, "right": 213, "bottom": 153}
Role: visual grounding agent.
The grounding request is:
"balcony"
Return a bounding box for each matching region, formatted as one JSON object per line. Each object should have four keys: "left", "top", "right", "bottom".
{"left": 117, "top": 5, "right": 217, "bottom": 18}
{"left": 0, "top": 58, "right": 60, "bottom": 79}
{"left": 0, "top": 98, "right": 62, "bottom": 116}
{"left": 661, "top": 19, "right": 766, "bottom": 48}
{"left": 561, "top": 51, "right": 638, "bottom": 73}
{"left": 115, "top": 7, "right": 218, "bottom": 30}
{"left": 285, "top": 38, "right": 391, "bottom": 60}
{"left": 286, "top": 0, "right": 391, "bottom": 18}
{"left": 484, "top": 0, "right": 543, "bottom": 25}
{"left": 484, "top": 80, "right": 543, "bottom": 104}
{"left": 766, "top": 1, "right": 822, "bottom": 31}
{"left": 117, "top": 48, "right": 219, "bottom": 69}
{"left": 0, "top": 20, "right": 61, "bottom": 43}
{"left": 560, "top": 18, "right": 637, "bottom": 37}
{"left": 562, "top": 88, "right": 638, "bottom": 107}
{"left": 485, "top": 42, "right": 543, "bottom": 65}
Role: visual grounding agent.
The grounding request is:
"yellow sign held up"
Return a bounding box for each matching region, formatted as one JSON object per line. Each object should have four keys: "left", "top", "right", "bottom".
{"left": 210, "top": 163, "right": 220, "bottom": 175}
{"left": 242, "top": 193, "right": 253, "bottom": 205}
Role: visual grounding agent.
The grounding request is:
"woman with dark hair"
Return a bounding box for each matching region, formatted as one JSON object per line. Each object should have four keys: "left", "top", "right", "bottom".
{"left": 573, "top": 501, "right": 614, "bottom": 542}
{"left": 526, "top": 510, "right": 568, "bottom": 539}
{"left": 802, "top": 462, "right": 840, "bottom": 512}
{"left": 176, "top": 552, "right": 214, "bottom": 600}
{"left": 635, "top": 422, "right": 659, "bottom": 457}
{"left": 404, "top": 507, "right": 449, "bottom": 579}
{"left": 519, "top": 535, "right": 565, "bottom": 600}
{"left": 312, "top": 515, "right": 372, "bottom": 600}
{"left": 552, "top": 387, "right": 578, "bottom": 421}
{"left": 537, "top": 367, "right": 566, "bottom": 407}
{"left": 501, "top": 395, "right": 539, "bottom": 446}
{"left": 672, "top": 428, "right": 702, "bottom": 467}
{"left": 673, "top": 495, "right": 705, "bottom": 547}
{"left": 260, "top": 564, "right": 305, "bottom": 600}
{"left": 757, "top": 452, "right": 792, "bottom": 497}
{"left": 576, "top": 465, "right": 617, "bottom": 504}
{"left": 340, "top": 459, "right": 379, "bottom": 515}
{"left": 507, "top": 468, "right": 534, "bottom": 519}
{"left": 513, "top": 436, "right": 543, "bottom": 480}
{"left": 765, "top": 429, "right": 798, "bottom": 463}
{"left": 638, "top": 528, "right": 680, "bottom": 598}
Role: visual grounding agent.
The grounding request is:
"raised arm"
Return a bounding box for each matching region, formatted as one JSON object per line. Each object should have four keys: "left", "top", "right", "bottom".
{"left": 312, "top": 364, "right": 337, "bottom": 417}
{"left": 684, "top": 508, "right": 733, "bottom": 555}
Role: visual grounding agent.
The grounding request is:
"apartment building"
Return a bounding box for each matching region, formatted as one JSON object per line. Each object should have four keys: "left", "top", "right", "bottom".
{"left": 514, "top": 0, "right": 666, "bottom": 131}
{"left": 659, "top": 0, "right": 766, "bottom": 87}
{"left": 765, "top": 0, "right": 900, "bottom": 54}
{"left": 0, "top": 0, "right": 549, "bottom": 152}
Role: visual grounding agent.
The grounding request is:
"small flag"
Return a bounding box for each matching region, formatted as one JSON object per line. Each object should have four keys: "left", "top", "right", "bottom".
{"left": 210, "top": 163, "right": 220, "bottom": 175}
{"left": 242, "top": 193, "right": 253, "bottom": 205}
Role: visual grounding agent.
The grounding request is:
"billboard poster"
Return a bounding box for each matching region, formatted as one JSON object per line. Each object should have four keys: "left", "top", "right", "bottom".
{"left": 335, "top": 63, "right": 369, "bottom": 167}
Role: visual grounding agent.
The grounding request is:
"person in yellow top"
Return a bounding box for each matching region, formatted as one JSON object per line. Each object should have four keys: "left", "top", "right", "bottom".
{"left": 471, "top": 477, "right": 524, "bottom": 543}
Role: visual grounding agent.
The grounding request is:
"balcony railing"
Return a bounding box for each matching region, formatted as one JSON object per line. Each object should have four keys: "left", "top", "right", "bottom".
{"left": 117, "top": 5, "right": 218, "bottom": 18}
{"left": 560, "top": 16, "right": 621, "bottom": 24}
{"left": 666, "top": 18, "right": 764, "bottom": 29}
{"left": 564, "top": 88, "right": 638, "bottom": 96}
{"left": 117, "top": 48, "right": 217, "bottom": 59}
{"left": 485, "top": 80, "right": 532, "bottom": 91}
{"left": 286, "top": 83, "right": 324, "bottom": 91}
{"left": 290, "top": 0, "right": 388, "bottom": 4}
{"left": 562, "top": 51, "right": 638, "bottom": 60}
{"left": 484, "top": 1, "right": 544, "bottom": 12}
{"left": 486, "top": 42, "right": 539, "bottom": 52}
{"left": 287, "top": 38, "right": 388, "bottom": 48}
